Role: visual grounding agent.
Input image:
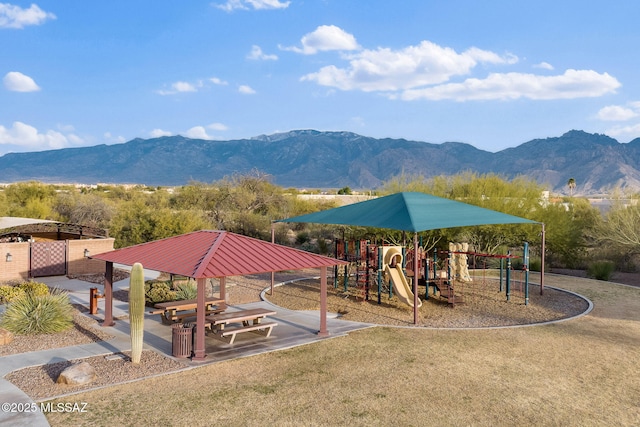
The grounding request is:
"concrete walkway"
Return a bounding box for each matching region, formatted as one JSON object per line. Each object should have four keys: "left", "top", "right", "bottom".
{"left": 0, "top": 274, "right": 374, "bottom": 427}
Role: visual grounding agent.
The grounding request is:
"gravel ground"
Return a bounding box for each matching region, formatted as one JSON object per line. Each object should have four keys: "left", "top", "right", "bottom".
{"left": 1, "top": 269, "right": 594, "bottom": 401}
{"left": 0, "top": 305, "right": 115, "bottom": 357}
{"left": 5, "top": 350, "right": 189, "bottom": 401}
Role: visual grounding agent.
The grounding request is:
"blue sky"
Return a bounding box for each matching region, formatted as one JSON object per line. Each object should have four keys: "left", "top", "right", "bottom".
{"left": 2, "top": 1, "right": 639, "bottom": 156}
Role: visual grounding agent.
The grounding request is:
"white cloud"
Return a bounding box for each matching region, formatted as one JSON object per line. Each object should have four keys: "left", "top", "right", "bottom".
{"left": 210, "top": 77, "right": 228, "bottom": 85}
{"left": 150, "top": 129, "right": 173, "bottom": 138}
{"left": 534, "top": 61, "right": 554, "bottom": 70}
{"left": 3, "top": 71, "right": 40, "bottom": 92}
{"left": 215, "top": 0, "right": 289, "bottom": 12}
{"left": 0, "top": 121, "right": 84, "bottom": 151}
{"left": 157, "top": 77, "right": 231, "bottom": 95}
{"left": 596, "top": 104, "right": 639, "bottom": 121}
{"left": 239, "top": 84, "right": 256, "bottom": 94}
{"left": 185, "top": 126, "right": 213, "bottom": 140}
{"left": 247, "top": 45, "right": 278, "bottom": 61}
{"left": 400, "top": 70, "right": 621, "bottom": 101}
{"left": 282, "top": 25, "right": 360, "bottom": 55}
{"left": 302, "top": 40, "right": 516, "bottom": 92}
{"left": 0, "top": 3, "right": 56, "bottom": 29}
{"left": 605, "top": 123, "right": 640, "bottom": 141}
{"left": 103, "top": 132, "right": 126, "bottom": 143}
{"left": 66, "top": 133, "right": 84, "bottom": 145}
{"left": 156, "top": 80, "right": 199, "bottom": 95}
{"left": 57, "top": 123, "right": 75, "bottom": 132}
{"left": 207, "top": 122, "right": 228, "bottom": 131}
{"left": 183, "top": 123, "right": 228, "bottom": 139}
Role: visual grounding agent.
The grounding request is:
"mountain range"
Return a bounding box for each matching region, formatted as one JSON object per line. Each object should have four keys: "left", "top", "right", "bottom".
{"left": 1, "top": 129, "right": 639, "bottom": 195}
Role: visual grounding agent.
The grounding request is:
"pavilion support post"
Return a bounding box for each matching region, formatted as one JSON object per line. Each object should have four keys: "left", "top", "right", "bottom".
{"left": 318, "top": 266, "right": 329, "bottom": 337}
{"left": 540, "top": 223, "right": 546, "bottom": 295}
{"left": 102, "top": 261, "right": 115, "bottom": 327}
{"left": 192, "top": 277, "right": 208, "bottom": 361}
{"left": 271, "top": 222, "right": 275, "bottom": 295}
{"left": 219, "top": 277, "right": 226, "bottom": 302}
{"left": 413, "top": 232, "right": 419, "bottom": 325}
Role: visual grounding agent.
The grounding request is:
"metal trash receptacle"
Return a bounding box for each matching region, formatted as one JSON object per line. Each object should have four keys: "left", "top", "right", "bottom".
{"left": 171, "top": 323, "right": 193, "bottom": 358}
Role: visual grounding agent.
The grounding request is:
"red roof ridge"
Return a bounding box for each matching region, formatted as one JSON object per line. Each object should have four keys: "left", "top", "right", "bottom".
{"left": 192, "top": 230, "right": 226, "bottom": 277}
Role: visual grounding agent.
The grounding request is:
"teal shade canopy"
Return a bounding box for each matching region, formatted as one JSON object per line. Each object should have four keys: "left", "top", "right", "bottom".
{"left": 278, "top": 192, "right": 539, "bottom": 232}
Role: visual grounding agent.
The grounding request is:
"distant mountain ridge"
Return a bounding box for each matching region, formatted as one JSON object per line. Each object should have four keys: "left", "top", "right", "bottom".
{"left": 1, "top": 129, "right": 639, "bottom": 195}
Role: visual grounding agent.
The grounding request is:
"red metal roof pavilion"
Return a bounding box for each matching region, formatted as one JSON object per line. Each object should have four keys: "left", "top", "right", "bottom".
{"left": 91, "top": 230, "right": 348, "bottom": 360}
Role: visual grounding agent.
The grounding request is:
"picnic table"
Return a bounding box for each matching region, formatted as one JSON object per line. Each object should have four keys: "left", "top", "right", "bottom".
{"left": 204, "top": 308, "right": 278, "bottom": 344}
{"left": 149, "top": 297, "right": 226, "bottom": 325}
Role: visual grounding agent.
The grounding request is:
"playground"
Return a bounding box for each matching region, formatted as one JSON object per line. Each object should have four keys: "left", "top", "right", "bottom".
{"left": 261, "top": 232, "right": 590, "bottom": 327}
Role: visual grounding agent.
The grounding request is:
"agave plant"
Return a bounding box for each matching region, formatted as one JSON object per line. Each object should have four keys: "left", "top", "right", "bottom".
{"left": 0, "top": 288, "right": 73, "bottom": 335}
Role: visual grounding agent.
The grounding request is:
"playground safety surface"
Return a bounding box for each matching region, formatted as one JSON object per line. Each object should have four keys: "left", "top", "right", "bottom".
{"left": 264, "top": 273, "right": 590, "bottom": 328}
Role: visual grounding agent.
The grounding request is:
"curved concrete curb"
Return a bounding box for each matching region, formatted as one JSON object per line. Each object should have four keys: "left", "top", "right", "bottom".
{"left": 263, "top": 277, "right": 594, "bottom": 331}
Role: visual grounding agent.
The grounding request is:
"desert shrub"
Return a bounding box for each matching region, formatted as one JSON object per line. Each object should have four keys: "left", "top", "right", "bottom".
{"left": 587, "top": 261, "right": 615, "bottom": 281}
{"left": 0, "top": 285, "right": 26, "bottom": 304}
{"left": 0, "top": 289, "right": 73, "bottom": 334}
{"left": 300, "top": 241, "right": 319, "bottom": 254}
{"left": 511, "top": 256, "right": 542, "bottom": 272}
{"left": 317, "top": 238, "right": 330, "bottom": 255}
{"left": 18, "top": 281, "right": 50, "bottom": 297}
{"left": 174, "top": 281, "right": 197, "bottom": 300}
{"left": 144, "top": 280, "right": 176, "bottom": 304}
{"left": 510, "top": 258, "right": 524, "bottom": 270}
{"left": 529, "top": 257, "right": 542, "bottom": 272}
{"left": 296, "top": 231, "right": 310, "bottom": 245}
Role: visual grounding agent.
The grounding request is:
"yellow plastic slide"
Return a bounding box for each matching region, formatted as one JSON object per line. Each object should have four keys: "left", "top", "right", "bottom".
{"left": 384, "top": 263, "right": 422, "bottom": 308}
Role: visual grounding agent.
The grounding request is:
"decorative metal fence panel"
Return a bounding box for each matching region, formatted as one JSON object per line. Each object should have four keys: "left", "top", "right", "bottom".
{"left": 30, "top": 241, "right": 67, "bottom": 277}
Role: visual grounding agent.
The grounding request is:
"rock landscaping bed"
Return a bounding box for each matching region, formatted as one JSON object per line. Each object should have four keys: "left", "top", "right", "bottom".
{"left": 6, "top": 350, "right": 188, "bottom": 401}
{"left": 0, "top": 305, "right": 115, "bottom": 357}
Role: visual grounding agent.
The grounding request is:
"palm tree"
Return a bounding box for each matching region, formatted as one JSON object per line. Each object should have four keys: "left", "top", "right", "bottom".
{"left": 567, "top": 178, "right": 576, "bottom": 197}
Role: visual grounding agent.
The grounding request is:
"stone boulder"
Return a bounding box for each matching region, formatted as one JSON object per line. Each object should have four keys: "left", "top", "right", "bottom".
{"left": 0, "top": 328, "right": 13, "bottom": 345}
{"left": 56, "top": 362, "right": 97, "bottom": 385}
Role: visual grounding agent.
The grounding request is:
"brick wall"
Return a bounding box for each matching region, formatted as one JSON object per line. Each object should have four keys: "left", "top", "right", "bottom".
{"left": 0, "top": 242, "right": 30, "bottom": 281}
{"left": 0, "top": 238, "right": 115, "bottom": 281}
{"left": 67, "top": 238, "right": 115, "bottom": 276}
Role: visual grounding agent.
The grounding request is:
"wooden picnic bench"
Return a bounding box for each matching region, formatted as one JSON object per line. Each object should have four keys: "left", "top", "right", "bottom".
{"left": 204, "top": 308, "right": 278, "bottom": 344}
{"left": 149, "top": 297, "right": 226, "bottom": 325}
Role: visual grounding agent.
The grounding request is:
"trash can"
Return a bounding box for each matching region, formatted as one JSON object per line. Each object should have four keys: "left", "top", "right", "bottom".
{"left": 171, "top": 323, "right": 193, "bottom": 358}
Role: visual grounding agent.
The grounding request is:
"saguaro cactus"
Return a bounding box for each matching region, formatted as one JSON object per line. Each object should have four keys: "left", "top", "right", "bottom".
{"left": 129, "top": 263, "right": 145, "bottom": 364}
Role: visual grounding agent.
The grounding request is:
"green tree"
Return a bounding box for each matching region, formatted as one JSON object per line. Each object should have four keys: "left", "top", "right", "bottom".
{"left": 4, "top": 181, "right": 56, "bottom": 218}
{"left": 593, "top": 200, "right": 640, "bottom": 254}
{"left": 110, "top": 199, "right": 208, "bottom": 247}
{"left": 53, "top": 192, "right": 114, "bottom": 228}
{"left": 567, "top": 178, "right": 576, "bottom": 197}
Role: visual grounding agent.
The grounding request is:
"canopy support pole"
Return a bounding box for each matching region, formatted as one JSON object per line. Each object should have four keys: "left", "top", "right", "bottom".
{"left": 413, "top": 232, "right": 419, "bottom": 325}
{"left": 540, "top": 223, "right": 546, "bottom": 295}
{"left": 270, "top": 222, "right": 275, "bottom": 295}
{"left": 318, "top": 266, "right": 329, "bottom": 337}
